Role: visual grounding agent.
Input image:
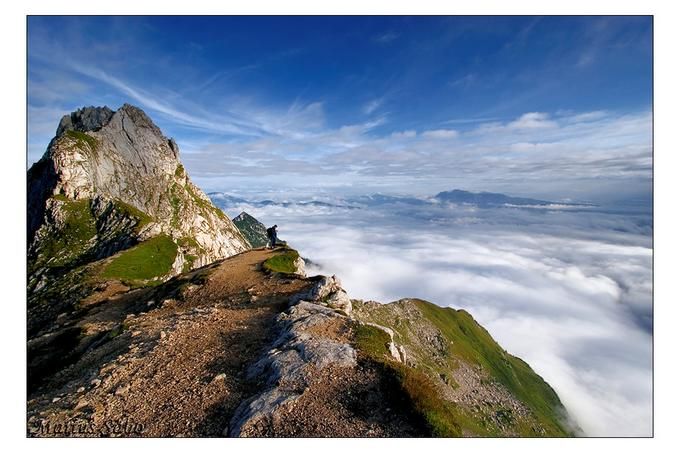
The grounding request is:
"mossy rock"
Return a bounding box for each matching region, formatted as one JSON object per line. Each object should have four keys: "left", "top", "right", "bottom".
{"left": 65, "top": 130, "right": 98, "bottom": 152}
{"left": 33, "top": 198, "right": 97, "bottom": 271}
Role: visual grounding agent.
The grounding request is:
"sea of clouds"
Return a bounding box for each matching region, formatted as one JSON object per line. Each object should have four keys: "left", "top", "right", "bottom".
{"left": 216, "top": 195, "right": 652, "bottom": 437}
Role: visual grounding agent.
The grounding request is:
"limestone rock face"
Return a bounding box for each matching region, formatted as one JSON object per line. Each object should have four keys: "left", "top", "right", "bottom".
{"left": 28, "top": 103, "right": 250, "bottom": 290}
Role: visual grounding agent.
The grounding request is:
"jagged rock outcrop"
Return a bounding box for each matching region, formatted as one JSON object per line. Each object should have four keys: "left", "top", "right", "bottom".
{"left": 289, "top": 275, "right": 352, "bottom": 315}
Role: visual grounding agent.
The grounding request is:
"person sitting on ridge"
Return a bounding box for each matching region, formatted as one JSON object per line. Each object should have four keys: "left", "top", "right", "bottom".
{"left": 266, "top": 225, "right": 278, "bottom": 249}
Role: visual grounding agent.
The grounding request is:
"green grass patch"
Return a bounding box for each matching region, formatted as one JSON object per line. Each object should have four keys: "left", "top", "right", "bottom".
{"left": 390, "top": 362, "right": 465, "bottom": 436}
{"left": 65, "top": 130, "right": 98, "bottom": 152}
{"left": 101, "top": 235, "right": 178, "bottom": 282}
{"left": 177, "top": 236, "right": 201, "bottom": 250}
{"left": 262, "top": 248, "right": 300, "bottom": 274}
{"left": 354, "top": 324, "right": 393, "bottom": 359}
{"left": 182, "top": 254, "right": 197, "bottom": 272}
{"left": 353, "top": 323, "right": 464, "bottom": 436}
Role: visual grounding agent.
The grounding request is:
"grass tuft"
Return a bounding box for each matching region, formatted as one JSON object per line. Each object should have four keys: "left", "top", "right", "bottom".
{"left": 262, "top": 248, "right": 300, "bottom": 274}
{"left": 112, "top": 199, "right": 152, "bottom": 231}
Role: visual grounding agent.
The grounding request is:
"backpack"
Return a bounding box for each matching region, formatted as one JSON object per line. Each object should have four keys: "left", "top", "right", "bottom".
{"left": 266, "top": 227, "right": 275, "bottom": 236}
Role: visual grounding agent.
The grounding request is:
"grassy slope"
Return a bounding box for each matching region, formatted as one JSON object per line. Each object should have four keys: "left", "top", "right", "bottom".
{"left": 100, "top": 234, "right": 178, "bottom": 284}
{"left": 414, "top": 300, "right": 570, "bottom": 436}
{"left": 353, "top": 323, "right": 467, "bottom": 436}
{"left": 352, "top": 299, "right": 572, "bottom": 437}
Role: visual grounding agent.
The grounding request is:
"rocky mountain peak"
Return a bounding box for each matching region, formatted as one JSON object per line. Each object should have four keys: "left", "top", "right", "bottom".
{"left": 234, "top": 211, "right": 251, "bottom": 222}
{"left": 28, "top": 104, "right": 250, "bottom": 335}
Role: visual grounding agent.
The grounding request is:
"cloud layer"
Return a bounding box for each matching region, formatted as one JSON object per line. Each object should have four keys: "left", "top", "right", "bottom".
{"left": 220, "top": 199, "right": 652, "bottom": 436}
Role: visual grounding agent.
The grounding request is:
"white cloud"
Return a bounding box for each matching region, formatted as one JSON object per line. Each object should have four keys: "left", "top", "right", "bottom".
{"left": 390, "top": 130, "right": 417, "bottom": 139}
{"left": 362, "top": 98, "right": 384, "bottom": 115}
{"left": 507, "top": 112, "right": 558, "bottom": 130}
{"left": 177, "top": 109, "right": 651, "bottom": 204}
{"left": 421, "top": 129, "right": 459, "bottom": 139}
{"left": 509, "top": 142, "right": 560, "bottom": 152}
{"left": 374, "top": 31, "right": 400, "bottom": 44}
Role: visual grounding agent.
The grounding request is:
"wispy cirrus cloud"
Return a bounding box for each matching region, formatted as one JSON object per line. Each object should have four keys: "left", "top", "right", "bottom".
{"left": 362, "top": 97, "right": 384, "bottom": 115}
{"left": 374, "top": 31, "right": 400, "bottom": 44}
{"left": 69, "top": 63, "right": 269, "bottom": 137}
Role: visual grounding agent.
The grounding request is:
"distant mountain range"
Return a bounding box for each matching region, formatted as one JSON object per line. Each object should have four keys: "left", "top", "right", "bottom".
{"left": 208, "top": 192, "right": 357, "bottom": 210}
{"left": 433, "top": 189, "right": 594, "bottom": 208}
{"left": 209, "top": 189, "right": 595, "bottom": 212}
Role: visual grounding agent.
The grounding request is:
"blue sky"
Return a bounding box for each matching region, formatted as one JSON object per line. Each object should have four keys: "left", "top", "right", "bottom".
{"left": 28, "top": 16, "right": 652, "bottom": 202}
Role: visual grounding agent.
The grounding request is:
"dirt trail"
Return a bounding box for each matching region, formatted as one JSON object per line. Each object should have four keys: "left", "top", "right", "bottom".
{"left": 28, "top": 248, "right": 311, "bottom": 437}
